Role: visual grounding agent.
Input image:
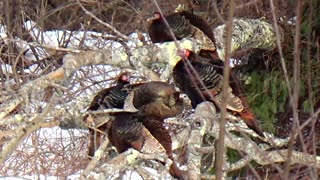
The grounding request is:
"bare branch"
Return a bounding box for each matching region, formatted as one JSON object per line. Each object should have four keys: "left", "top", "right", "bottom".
{"left": 86, "top": 148, "right": 171, "bottom": 179}
{"left": 198, "top": 102, "right": 320, "bottom": 170}
{"left": 76, "top": 0, "right": 129, "bottom": 41}
{"left": 0, "top": 98, "right": 56, "bottom": 164}
{"left": 214, "top": 18, "right": 278, "bottom": 59}
{"left": 187, "top": 102, "right": 216, "bottom": 179}
{"left": 81, "top": 137, "right": 110, "bottom": 177}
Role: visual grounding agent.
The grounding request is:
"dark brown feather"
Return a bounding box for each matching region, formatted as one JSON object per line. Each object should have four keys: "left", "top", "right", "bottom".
{"left": 132, "top": 81, "right": 184, "bottom": 119}
{"left": 177, "top": 11, "right": 215, "bottom": 44}
{"left": 86, "top": 80, "right": 184, "bottom": 178}
{"left": 141, "top": 117, "right": 183, "bottom": 179}
{"left": 107, "top": 112, "right": 183, "bottom": 179}
{"left": 86, "top": 72, "right": 131, "bottom": 157}
{"left": 173, "top": 50, "right": 264, "bottom": 137}
{"left": 87, "top": 72, "right": 131, "bottom": 111}
{"left": 148, "top": 11, "right": 216, "bottom": 54}
{"left": 107, "top": 112, "right": 149, "bottom": 153}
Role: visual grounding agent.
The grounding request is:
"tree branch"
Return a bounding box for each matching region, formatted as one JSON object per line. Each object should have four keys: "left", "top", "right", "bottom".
{"left": 85, "top": 148, "right": 171, "bottom": 179}
{"left": 214, "top": 18, "right": 278, "bottom": 59}
{"left": 196, "top": 102, "right": 320, "bottom": 171}
{"left": 187, "top": 102, "right": 216, "bottom": 179}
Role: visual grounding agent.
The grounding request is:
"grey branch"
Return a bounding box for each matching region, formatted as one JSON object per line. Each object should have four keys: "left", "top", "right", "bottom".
{"left": 85, "top": 148, "right": 171, "bottom": 179}
{"left": 0, "top": 97, "right": 56, "bottom": 164}
{"left": 214, "top": 18, "right": 279, "bottom": 59}
{"left": 81, "top": 137, "right": 110, "bottom": 178}
{"left": 196, "top": 102, "right": 320, "bottom": 171}
{"left": 187, "top": 102, "right": 216, "bottom": 179}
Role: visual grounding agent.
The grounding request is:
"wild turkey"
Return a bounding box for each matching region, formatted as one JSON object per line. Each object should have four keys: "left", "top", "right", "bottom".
{"left": 130, "top": 81, "right": 184, "bottom": 119}
{"left": 147, "top": 11, "right": 219, "bottom": 60}
{"left": 86, "top": 80, "right": 184, "bottom": 178}
{"left": 173, "top": 49, "right": 264, "bottom": 137}
{"left": 86, "top": 72, "right": 132, "bottom": 157}
{"left": 107, "top": 82, "right": 184, "bottom": 178}
{"left": 107, "top": 112, "right": 183, "bottom": 179}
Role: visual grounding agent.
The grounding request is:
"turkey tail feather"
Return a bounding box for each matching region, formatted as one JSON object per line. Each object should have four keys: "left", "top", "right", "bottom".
{"left": 239, "top": 110, "right": 265, "bottom": 137}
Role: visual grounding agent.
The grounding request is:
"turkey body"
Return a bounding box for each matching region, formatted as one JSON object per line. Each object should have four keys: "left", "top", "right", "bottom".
{"left": 132, "top": 81, "right": 184, "bottom": 119}
{"left": 173, "top": 50, "right": 264, "bottom": 137}
{"left": 87, "top": 81, "right": 129, "bottom": 110}
{"left": 107, "top": 112, "right": 183, "bottom": 179}
{"left": 86, "top": 72, "right": 131, "bottom": 157}
{"left": 107, "top": 82, "right": 184, "bottom": 179}
{"left": 86, "top": 81, "right": 184, "bottom": 179}
{"left": 148, "top": 11, "right": 218, "bottom": 59}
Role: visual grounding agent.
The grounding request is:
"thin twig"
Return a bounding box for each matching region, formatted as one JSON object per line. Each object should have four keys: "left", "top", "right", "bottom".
{"left": 76, "top": 0, "right": 129, "bottom": 41}
{"left": 0, "top": 97, "right": 55, "bottom": 164}
{"left": 215, "top": 1, "right": 235, "bottom": 179}
{"left": 81, "top": 137, "right": 110, "bottom": 178}
{"left": 283, "top": 1, "right": 303, "bottom": 178}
